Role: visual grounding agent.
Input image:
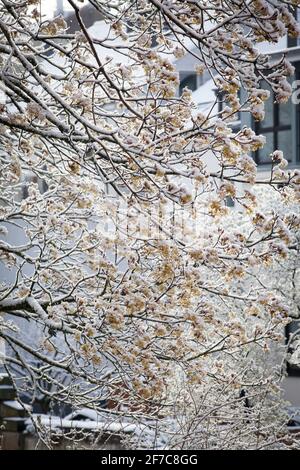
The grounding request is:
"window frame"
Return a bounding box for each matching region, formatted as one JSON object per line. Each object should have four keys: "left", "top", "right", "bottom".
{"left": 254, "top": 94, "right": 292, "bottom": 165}
{"left": 253, "top": 61, "right": 300, "bottom": 167}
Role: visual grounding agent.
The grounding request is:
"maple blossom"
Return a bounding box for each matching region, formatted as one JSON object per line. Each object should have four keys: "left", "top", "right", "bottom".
{"left": 0, "top": 0, "right": 299, "bottom": 449}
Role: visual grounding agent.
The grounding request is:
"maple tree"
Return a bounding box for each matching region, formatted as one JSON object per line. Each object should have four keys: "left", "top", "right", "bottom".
{"left": 0, "top": 0, "right": 299, "bottom": 449}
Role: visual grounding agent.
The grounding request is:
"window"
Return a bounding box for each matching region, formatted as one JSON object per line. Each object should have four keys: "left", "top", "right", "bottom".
{"left": 179, "top": 71, "right": 199, "bottom": 95}
{"left": 254, "top": 62, "right": 300, "bottom": 167}
{"left": 285, "top": 320, "right": 300, "bottom": 377}
{"left": 254, "top": 81, "right": 293, "bottom": 165}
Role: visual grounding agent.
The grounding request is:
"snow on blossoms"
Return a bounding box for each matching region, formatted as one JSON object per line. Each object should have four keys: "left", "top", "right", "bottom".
{"left": 0, "top": 0, "right": 299, "bottom": 450}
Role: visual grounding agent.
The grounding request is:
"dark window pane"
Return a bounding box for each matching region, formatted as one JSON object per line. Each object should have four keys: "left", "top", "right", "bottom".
{"left": 278, "top": 129, "right": 293, "bottom": 162}
{"left": 179, "top": 72, "right": 197, "bottom": 94}
{"left": 279, "top": 99, "right": 292, "bottom": 127}
{"left": 257, "top": 132, "right": 273, "bottom": 164}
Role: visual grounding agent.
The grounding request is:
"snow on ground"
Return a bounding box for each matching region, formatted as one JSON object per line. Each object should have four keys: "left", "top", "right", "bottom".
{"left": 3, "top": 400, "right": 32, "bottom": 412}
{"left": 24, "top": 408, "right": 174, "bottom": 449}
{"left": 25, "top": 413, "right": 136, "bottom": 434}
